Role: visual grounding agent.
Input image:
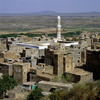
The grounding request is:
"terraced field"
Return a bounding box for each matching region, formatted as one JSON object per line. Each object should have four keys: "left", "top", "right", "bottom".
{"left": 0, "top": 15, "right": 100, "bottom": 35}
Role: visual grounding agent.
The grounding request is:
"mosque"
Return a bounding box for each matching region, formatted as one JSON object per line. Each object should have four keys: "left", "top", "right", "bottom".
{"left": 17, "top": 16, "right": 78, "bottom": 50}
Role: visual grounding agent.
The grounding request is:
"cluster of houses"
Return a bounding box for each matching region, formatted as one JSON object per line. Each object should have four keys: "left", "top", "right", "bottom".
{"left": 0, "top": 16, "right": 100, "bottom": 92}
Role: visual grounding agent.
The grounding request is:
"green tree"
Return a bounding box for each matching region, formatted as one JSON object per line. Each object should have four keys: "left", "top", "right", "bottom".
{"left": 0, "top": 73, "right": 17, "bottom": 98}
{"left": 0, "top": 79, "right": 7, "bottom": 94}
{"left": 76, "top": 31, "right": 82, "bottom": 35}
{"left": 26, "top": 88, "right": 43, "bottom": 100}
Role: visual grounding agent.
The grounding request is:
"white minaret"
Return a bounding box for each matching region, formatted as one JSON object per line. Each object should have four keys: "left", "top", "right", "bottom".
{"left": 57, "top": 16, "right": 61, "bottom": 39}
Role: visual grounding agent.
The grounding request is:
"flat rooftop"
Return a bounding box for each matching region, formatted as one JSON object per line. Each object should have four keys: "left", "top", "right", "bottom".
{"left": 13, "top": 62, "right": 30, "bottom": 65}
{"left": 37, "top": 73, "right": 54, "bottom": 79}
{"left": 66, "top": 68, "right": 92, "bottom": 76}
{"left": 0, "top": 63, "right": 12, "bottom": 65}
{"left": 17, "top": 41, "right": 51, "bottom": 49}
{"left": 23, "top": 82, "right": 36, "bottom": 85}
{"left": 17, "top": 41, "right": 78, "bottom": 50}
{"left": 38, "top": 81, "right": 73, "bottom": 87}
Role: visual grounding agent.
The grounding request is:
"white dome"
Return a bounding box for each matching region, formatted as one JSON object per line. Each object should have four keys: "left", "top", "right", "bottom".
{"left": 57, "top": 16, "right": 61, "bottom": 19}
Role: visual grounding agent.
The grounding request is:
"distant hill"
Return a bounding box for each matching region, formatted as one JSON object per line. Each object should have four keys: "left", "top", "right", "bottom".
{"left": 0, "top": 11, "right": 100, "bottom": 17}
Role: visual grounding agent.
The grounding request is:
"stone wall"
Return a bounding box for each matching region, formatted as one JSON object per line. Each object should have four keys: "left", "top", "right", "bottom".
{"left": 13, "top": 63, "right": 30, "bottom": 84}
{"left": 63, "top": 54, "right": 74, "bottom": 72}
{"left": 64, "top": 69, "right": 93, "bottom": 83}
{"left": 38, "top": 81, "right": 73, "bottom": 92}
{"left": 0, "top": 63, "right": 12, "bottom": 76}
{"left": 45, "top": 49, "right": 54, "bottom": 66}
{"left": 86, "top": 50, "right": 100, "bottom": 79}
{"left": 0, "top": 51, "right": 19, "bottom": 60}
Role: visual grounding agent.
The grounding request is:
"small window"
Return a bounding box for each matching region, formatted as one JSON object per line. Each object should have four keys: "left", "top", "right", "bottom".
{"left": 78, "top": 60, "right": 80, "bottom": 62}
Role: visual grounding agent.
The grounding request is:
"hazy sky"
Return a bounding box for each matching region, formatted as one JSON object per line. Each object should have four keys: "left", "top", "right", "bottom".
{"left": 0, "top": 0, "right": 100, "bottom": 13}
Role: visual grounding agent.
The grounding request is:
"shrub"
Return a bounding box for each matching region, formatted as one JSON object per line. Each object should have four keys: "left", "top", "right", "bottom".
{"left": 65, "top": 73, "right": 75, "bottom": 82}
{"left": 61, "top": 75, "right": 67, "bottom": 83}
{"left": 52, "top": 75, "right": 58, "bottom": 82}
{"left": 69, "top": 84, "right": 88, "bottom": 100}
{"left": 26, "top": 88, "right": 43, "bottom": 100}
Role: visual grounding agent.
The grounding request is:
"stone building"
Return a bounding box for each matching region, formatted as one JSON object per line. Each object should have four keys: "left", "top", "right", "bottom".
{"left": 0, "top": 58, "right": 4, "bottom": 63}
{"left": 65, "top": 68, "right": 93, "bottom": 83}
{"left": 13, "top": 62, "right": 30, "bottom": 84}
{"left": 0, "top": 63, "right": 13, "bottom": 76}
{"left": 22, "top": 48, "right": 38, "bottom": 58}
{"left": 70, "top": 45, "right": 82, "bottom": 66}
{"left": 91, "top": 42, "right": 100, "bottom": 49}
{"left": 29, "top": 63, "right": 54, "bottom": 83}
{"left": 0, "top": 51, "right": 20, "bottom": 60}
{"left": 86, "top": 49, "right": 100, "bottom": 79}
{"left": 63, "top": 53, "right": 74, "bottom": 72}
{"left": 22, "top": 56, "right": 37, "bottom": 67}
{"left": 45, "top": 43, "right": 65, "bottom": 81}
{"left": 9, "top": 45, "right": 25, "bottom": 54}
{"left": 0, "top": 42, "right": 7, "bottom": 52}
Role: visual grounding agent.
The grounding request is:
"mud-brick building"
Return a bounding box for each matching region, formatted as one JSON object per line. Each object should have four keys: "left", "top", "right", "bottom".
{"left": 0, "top": 51, "right": 20, "bottom": 60}
{"left": 63, "top": 53, "right": 74, "bottom": 72}
{"left": 45, "top": 43, "right": 65, "bottom": 81}
{"left": 65, "top": 68, "right": 93, "bottom": 83}
{"left": 0, "top": 58, "right": 4, "bottom": 63}
{"left": 0, "top": 63, "right": 13, "bottom": 76}
{"left": 22, "top": 48, "right": 38, "bottom": 58}
{"left": 29, "top": 64, "right": 54, "bottom": 83}
{"left": 86, "top": 49, "right": 100, "bottom": 79}
{"left": 13, "top": 62, "right": 30, "bottom": 84}
{"left": 9, "top": 45, "right": 25, "bottom": 54}
{"left": 0, "top": 42, "right": 7, "bottom": 52}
